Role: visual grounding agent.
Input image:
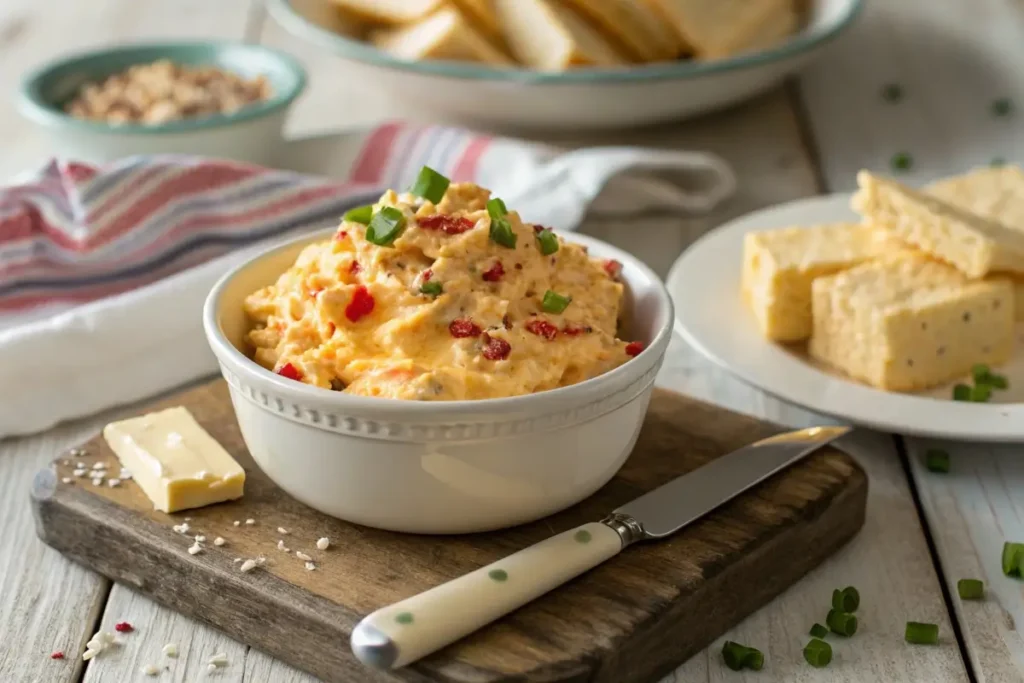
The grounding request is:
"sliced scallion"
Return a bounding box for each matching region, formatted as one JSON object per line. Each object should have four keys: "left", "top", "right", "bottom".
{"left": 972, "top": 364, "right": 992, "bottom": 383}
{"left": 536, "top": 228, "right": 559, "bottom": 255}
{"left": 343, "top": 204, "right": 373, "bottom": 225}
{"left": 409, "top": 166, "right": 450, "bottom": 204}
{"left": 891, "top": 152, "right": 913, "bottom": 172}
{"left": 831, "top": 586, "right": 860, "bottom": 612}
{"left": 420, "top": 281, "right": 443, "bottom": 297}
{"left": 489, "top": 217, "right": 517, "bottom": 248}
{"left": 743, "top": 648, "right": 764, "bottom": 671}
{"left": 366, "top": 207, "right": 406, "bottom": 247}
{"left": 542, "top": 290, "right": 571, "bottom": 314}
{"left": 809, "top": 623, "right": 828, "bottom": 639}
{"left": 803, "top": 639, "right": 832, "bottom": 667}
{"left": 486, "top": 197, "right": 508, "bottom": 218}
{"left": 971, "top": 384, "right": 993, "bottom": 403}
{"left": 1002, "top": 542, "right": 1024, "bottom": 577}
{"left": 826, "top": 609, "right": 857, "bottom": 637}
{"left": 952, "top": 383, "right": 972, "bottom": 401}
{"left": 721, "top": 641, "right": 747, "bottom": 671}
{"left": 925, "top": 449, "right": 950, "bottom": 473}
{"left": 957, "top": 578, "right": 985, "bottom": 600}
{"left": 905, "top": 622, "right": 939, "bottom": 645}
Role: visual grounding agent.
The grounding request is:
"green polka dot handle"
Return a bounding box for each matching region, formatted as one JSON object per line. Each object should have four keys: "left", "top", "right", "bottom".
{"left": 350, "top": 521, "right": 622, "bottom": 670}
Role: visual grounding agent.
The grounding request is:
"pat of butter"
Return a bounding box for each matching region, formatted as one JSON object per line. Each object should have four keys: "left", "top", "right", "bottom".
{"left": 102, "top": 406, "right": 245, "bottom": 513}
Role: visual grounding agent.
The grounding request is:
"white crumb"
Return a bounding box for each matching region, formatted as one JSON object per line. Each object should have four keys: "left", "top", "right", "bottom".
{"left": 209, "top": 653, "right": 228, "bottom": 667}
{"left": 213, "top": 537, "right": 226, "bottom": 547}
{"left": 91, "top": 462, "right": 106, "bottom": 470}
{"left": 244, "top": 518, "right": 255, "bottom": 526}
{"left": 194, "top": 535, "right": 206, "bottom": 543}
{"left": 188, "top": 542, "right": 203, "bottom": 555}
{"left": 207, "top": 663, "right": 217, "bottom": 673}
{"left": 277, "top": 540, "right": 289, "bottom": 552}
{"left": 233, "top": 520, "right": 241, "bottom": 527}
{"left": 232, "top": 558, "right": 242, "bottom": 564}
{"left": 255, "top": 555, "right": 267, "bottom": 566}
{"left": 142, "top": 664, "right": 160, "bottom": 676}
{"left": 61, "top": 477, "right": 72, "bottom": 484}
{"left": 91, "top": 478, "right": 103, "bottom": 486}
{"left": 277, "top": 527, "right": 289, "bottom": 535}
{"left": 316, "top": 537, "right": 329, "bottom": 550}
{"left": 107, "top": 478, "right": 121, "bottom": 488}
{"left": 239, "top": 559, "right": 257, "bottom": 573}
{"left": 73, "top": 469, "right": 87, "bottom": 477}
{"left": 162, "top": 643, "right": 178, "bottom": 658}
{"left": 295, "top": 551, "right": 312, "bottom": 562}
{"left": 172, "top": 523, "right": 190, "bottom": 534}
{"left": 304, "top": 561, "right": 316, "bottom": 571}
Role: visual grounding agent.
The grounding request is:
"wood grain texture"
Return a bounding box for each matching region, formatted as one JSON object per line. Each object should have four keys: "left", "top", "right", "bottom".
{"left": 905, "top": 439, "right": 1024, "bottom": 683}
{"left": 32, "top": 379, "right": 867, "bottom": 683}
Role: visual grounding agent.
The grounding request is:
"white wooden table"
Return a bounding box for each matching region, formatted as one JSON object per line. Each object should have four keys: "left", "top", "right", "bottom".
{"left": 2, "top": 1, "right": 1023, "bottom": 681}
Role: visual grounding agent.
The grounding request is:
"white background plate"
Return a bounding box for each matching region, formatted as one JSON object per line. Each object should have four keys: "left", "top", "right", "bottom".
{"left": 667, "top": 193, "right": 1024, "bottom": 442}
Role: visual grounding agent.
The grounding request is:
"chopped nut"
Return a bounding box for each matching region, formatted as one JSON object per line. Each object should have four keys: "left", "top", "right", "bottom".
{"left": 233, "top": 520, "right": 241, "bottom": 527}
{"left": 316, "top": 537, "right": 330, "bottom": 550}
{"left": 213, "top": 537, "right": 226, "bottom": 547}
{"left": 244, "top": 518, "right": 255, "bottom": 526}
{"left": 239, "top": 559, "right": 257, "bottom": 573}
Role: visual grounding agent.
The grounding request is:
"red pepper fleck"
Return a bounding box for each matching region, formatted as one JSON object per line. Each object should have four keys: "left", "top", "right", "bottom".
{"left": 114, "top": 622, "right": 133, "bottom": 633}
{"left": 526, "top": 319, "right": 558, "bottom": 341}
{"left": 502, "top": 314, "right": 512, "bottom": 330}
{"left": 277, "top": 363, "right": 302, "bottom": 381}
{"left": 334, "top": 230, "right": 348, "bottom": 241}
{"left": 449, "top": 318, "right": 482, "bottom": 338}
{"left": 481, "top": 334, "right": 512, "bottom": 360}
{"left": 422, "top": 269, "right": 432, "bottom": 282}
{"left": 532, "top": 224, "right": 546, "bottom": 234}
{"left": 345, "top": 285, "right": 375, "bottom": 322}
{"left": 514, "top": 263, "right": 523, "bottom": 270}
{"left": 625, "top": 341, "right": 645, "bottom": 356}
{"left": 562, "top": 325, "right": 586, "bottom": 336}
{"left": 50, "top": 652, "right": 65, "bottom": 660}
{"left": 418, "top": 214, "right": 475, "bottom": 235}
{"left": 349, "top": 261, "right": 361, "bottom": 275}
{"left": 604, "top": 260, "right": 623, "bottom": 279}
{"left": 481, "top": 261, "right": 505, "bottom": 282}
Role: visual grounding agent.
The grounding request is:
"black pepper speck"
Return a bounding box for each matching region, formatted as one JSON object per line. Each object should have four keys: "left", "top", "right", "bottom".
{"left": 937, "top": 346, "right": 946, "bottom": 356}
{"left": 963, "top": 312, "right": 971, "bottom": 322}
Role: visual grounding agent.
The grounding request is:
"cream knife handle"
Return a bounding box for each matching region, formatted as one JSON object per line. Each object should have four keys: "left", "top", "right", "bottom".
{"left": 350, "top": 521, "right": 622, "bottom": 670}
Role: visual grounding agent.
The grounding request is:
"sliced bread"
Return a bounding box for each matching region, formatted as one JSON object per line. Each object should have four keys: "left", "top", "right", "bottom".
{"left": 371, "top": 7, "right": 512, "bottom": 65}
{"left": 645, "top": 0, "right": 798, "bottom": 59}
{"left": 558, "top": 0, "right": 683, "bottom": 62}
{"left": 494, "top": 0, "right": 628, "bottom": 70}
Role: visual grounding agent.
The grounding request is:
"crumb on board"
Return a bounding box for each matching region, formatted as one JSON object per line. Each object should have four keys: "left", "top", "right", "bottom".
{"left": 316, "top": 537, "right": 330, "bottom": 550}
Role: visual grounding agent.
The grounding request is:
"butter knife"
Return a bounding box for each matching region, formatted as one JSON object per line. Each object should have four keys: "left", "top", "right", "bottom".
{"left": 351, "top": 424, "right": 852, "bottom": 670}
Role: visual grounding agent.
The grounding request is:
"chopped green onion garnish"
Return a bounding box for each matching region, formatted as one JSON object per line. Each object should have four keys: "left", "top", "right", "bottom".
{"left": 992, "top": 98, "right": 1014, "bottom": 118}
{"left": 826, "top": 609, "right": 858, "bottom": 637}
{"left": 831, "top": 586, "right": 860, "bottom": 612}
{"left": 536, "top": 228, "right": 559, "bottom": 256}
{"left": 1002, "top": 542, "right": 1024, "bottom": 577}
{"left": 953, "top": 383, "right": 971, "bottom": 401}
{"left": 882, "top": 83, "right": 904, "bottom": 103}
{"left": 925, "top": 448, "right": 950, "bottom": 473}
{"left": 486, "top": 197, "right": 508, "bottom": 218}
{"left": 721, "top": 641, "right": 761, "bottom": 671}
{"left": 905, "top": 622, "right": 939, "bottom": 645}
{"left": 803, "top": 639, "right": 832, "bottom": 667}
{"left": 987, "top": 374, "right": 1009, "bottom": 389}
{"left": 970, "top": 384, "right": 993, "bottom": 403}
{"left": 972, "top": 364, "right": 992, "bottom": 383}
{"left": 809, "top": 623, "right": 828, "bottom": 639}
{"left": 957, "top": 578, "right": 985, "bottom": 600}
{"left": 343, "top": 204, "right": 373, "bottom": 225}
{"left": 489, "top": 217, "right": 517, "bottom": 248}
{"left": 366, "top": 207, "right": 406, "bottom": 246}
{"left": 542, "top": 290, "right": 572, "bottom": 314}
{"left": 409, "top": 166, "right": 450, "bottom": 204}
{"left": 420, "top": 281, "right": 443, "bottom": 297}
{"left": 891, "top": 152, "right": 913, "bottom": 172}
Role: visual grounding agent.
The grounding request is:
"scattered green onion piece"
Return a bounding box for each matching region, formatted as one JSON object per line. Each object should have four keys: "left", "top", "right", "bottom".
{"left": 972, "top": 364, "right": 992, "bottom": 383}
{"left": 952, "top": 383, "right": 972, "bottom": 401}
{"left": 803, "top": 639, "right": 832, "bottom": 668}
{"left": 536, "top": 228, "right": 559, "bottom": 256}
{"left": 743, "top": 648, "right": 764, "bottom": 671}
{"left": 992, "top": 98, "right": 1014, "bottom": 118}
{"left": 809, "top": 623, "right": 828, "bottom": 639}
{"left": 486, "top": 197, "right": 508, "bottom": 218}
{"left": 343, "top": 204, "right": 373, "bottom": 225}
{"left": 365, "top": 207, "right": 406, "bottom": 247}
{"left": 721, "top": 641, "right": 748, "bottom": 671}
{"left": 970, "top": 384, "right": 993, "bottom": 403}
{"left": 1001, "top": 542, "right": 1024, "bottom": 577}
{"left": 891, "top": 152, "right": 913, "bottom": 172}
{"left": 542, "top": 290, "right": 572, "bottom": 314}
{"left": 420, "top": 281, "right": 443, "bottom": 297}
{"left": 925, "top": 449, "right": 950, "bottom": 474}
{"left": 882, "top": 83, "right": 904, "bottom": 103}
{"left": 957, "top": 578, "right": 985, "bottom": 600}
{"left": 905, "top": 622, "right": 939, "bottom": 645}
{"left": 826, "top": 609, "right": 858, "bottom": 637}
{"left": 489, "top": 217, "right": 517, "bottom": 248}
{"left": 987, "top": 374, "right": 1009, "bottom": 390}
{"left": 831, "top": 586, "right": 860, "bottom": 612}
{"left": 409, "top": 166, "right": 450, "bottom": 204}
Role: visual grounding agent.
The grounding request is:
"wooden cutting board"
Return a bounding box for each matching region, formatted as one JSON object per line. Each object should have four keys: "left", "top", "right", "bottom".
{"left": 32, "top": 379, "right": 867, "bottom": 683}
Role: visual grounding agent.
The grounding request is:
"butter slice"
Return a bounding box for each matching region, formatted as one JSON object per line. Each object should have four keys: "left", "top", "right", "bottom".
{"left": 102, "top": 407, "right": 245, "bottom": 513}
{"left": 809, "top": 256, "right": 1014, "bottom": 392}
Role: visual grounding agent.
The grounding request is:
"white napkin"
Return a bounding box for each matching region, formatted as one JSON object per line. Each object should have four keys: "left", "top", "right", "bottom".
{"left": 0, "top": 123, "right": 735, "bottom": 438}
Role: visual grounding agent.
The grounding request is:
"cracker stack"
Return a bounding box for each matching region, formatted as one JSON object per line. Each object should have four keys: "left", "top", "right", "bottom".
{"left": 741, "top": 166, "right": 1024, "bottom": 393}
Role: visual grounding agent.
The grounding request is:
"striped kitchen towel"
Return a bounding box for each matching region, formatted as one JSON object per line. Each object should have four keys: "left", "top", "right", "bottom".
{"left": 0, "top": 122, "right": 735, "bottom": 438}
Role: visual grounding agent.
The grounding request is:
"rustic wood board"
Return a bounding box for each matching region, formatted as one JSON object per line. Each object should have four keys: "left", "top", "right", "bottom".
{"left": 31, "top": 379, "right": 868, "bottom": 683}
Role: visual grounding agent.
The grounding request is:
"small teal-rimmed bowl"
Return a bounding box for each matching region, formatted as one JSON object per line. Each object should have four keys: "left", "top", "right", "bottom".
{"left": 19, "top": 41, "right": 307, "bottom": 166}
{"left": 267, "top": 0, "right": 863, "bottom": 129}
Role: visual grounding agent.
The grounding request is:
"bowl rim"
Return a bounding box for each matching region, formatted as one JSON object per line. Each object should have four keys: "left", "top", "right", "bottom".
{"left": 18, "top": 40, "right": 308, "bottom": 136}
{"left": 266, "top": 0, "right": 864, "bottom": 85}
{"left": 203, "top": 225, "right": 674, "bottom": 417}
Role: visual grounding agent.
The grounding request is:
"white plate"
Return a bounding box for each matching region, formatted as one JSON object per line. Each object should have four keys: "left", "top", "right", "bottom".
{"left": 667, "top": 193, "right": 1024, "bottom": 442}
{"left": 266, "top": 0, "right": 863, "bottom": 130}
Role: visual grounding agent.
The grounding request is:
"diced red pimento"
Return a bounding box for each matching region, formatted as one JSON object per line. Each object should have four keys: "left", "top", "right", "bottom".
{"left": 345, "top": 285, "right": 375, "bottom": 322}
{"left": 449, "top": 318, "right": 482, "bottom": 338}
{"left": 349, "top": 261, "right": 361, "bottom": 275}
{"left": 604, "top": 260, "right": 623, "bottom": 279}
{"left": 114, "top": 622, "right": 134, "bottom": 633}
{"left": 418, "top": 214, "right": 475, "bottom": 235}
{"left": 51, "top": 652, "right": 65, "bottom": 660}
{"left": 562, "top": 325, "right": 591, "bottom": 336}
{"left": 277, "top": 363, "right": 302, "bottom": 381}
{"left": 526, "top": 319, "right": 558, "bottom": 341}
{"left": 481, "top": 334, "right": 512, "bottom": 360}
{"left": 481, "top": 261, "right": 505, "bottom": 282}
{"left": 422, "top": 269, "right": 433, "bottom": 282}
{"left": 625, "top": 341, "right": 645, "bottom": 356}
{"left": 334, "top": 230, "right": 348, "bottom": 241}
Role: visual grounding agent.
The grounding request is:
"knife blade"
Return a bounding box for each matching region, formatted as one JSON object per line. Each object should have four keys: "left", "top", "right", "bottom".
{"left": 351, "top": 424, "right": 852, "bottom": 671}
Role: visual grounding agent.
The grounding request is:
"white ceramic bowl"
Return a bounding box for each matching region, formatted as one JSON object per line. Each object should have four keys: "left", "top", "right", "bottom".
{"left": 203, "top": 227, "right": 673, "bottom": 534}
{"left": 266, "top": 0, "right": 862, "bottom": 130}
{"left": 18, "top": 42, "right": 307, "bottom": 167}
